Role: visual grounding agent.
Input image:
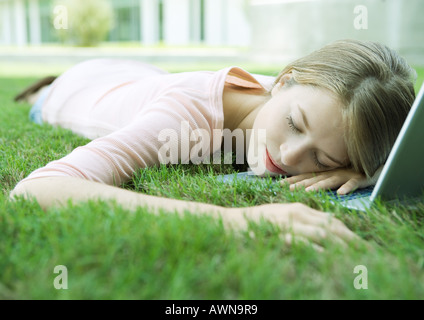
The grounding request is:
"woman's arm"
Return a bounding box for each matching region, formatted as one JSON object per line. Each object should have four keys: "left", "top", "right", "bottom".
{"left": 10, "top": 177, "right": 360, "bottom": 247}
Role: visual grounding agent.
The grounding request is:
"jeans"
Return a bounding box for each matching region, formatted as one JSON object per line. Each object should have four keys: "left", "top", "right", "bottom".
{"left": 29, "top": 85, "right": 51, "bottom": 125}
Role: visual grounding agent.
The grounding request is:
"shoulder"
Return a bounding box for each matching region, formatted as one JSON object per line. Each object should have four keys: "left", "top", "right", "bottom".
{"left": 225, "top": 67, "right": 276, "bottom": 92}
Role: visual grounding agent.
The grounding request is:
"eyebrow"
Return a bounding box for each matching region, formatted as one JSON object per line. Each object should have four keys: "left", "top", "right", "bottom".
{"left": 298, "top": 104, "right": 310, "bottom": 130}
{"left": 297, "top": 105, "right": 345, "bottom": 167}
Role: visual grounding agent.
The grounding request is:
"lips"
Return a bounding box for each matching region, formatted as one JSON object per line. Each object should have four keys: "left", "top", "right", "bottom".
{"left": 264, "top": 148, "right": 287, "bottom": 175}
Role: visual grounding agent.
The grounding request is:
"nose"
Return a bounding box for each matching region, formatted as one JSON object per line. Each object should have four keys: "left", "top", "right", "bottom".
{"left": 280, "top": 141, "right": 307, "bottom": 167}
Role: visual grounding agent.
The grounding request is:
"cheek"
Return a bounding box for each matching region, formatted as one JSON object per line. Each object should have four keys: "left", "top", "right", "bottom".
{"left": 255, "top": 104, "right": 285, "bottom": 135}
{"left": 250, "top": 97, "right": 291, "bottom": 150}
{"left": 263, "top": 117, "right": 288, "bottom": 145}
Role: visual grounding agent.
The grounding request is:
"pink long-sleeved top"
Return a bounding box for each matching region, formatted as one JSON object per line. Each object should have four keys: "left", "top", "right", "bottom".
{"left": 20, "top": 59, "right": 275, "bottom": 186}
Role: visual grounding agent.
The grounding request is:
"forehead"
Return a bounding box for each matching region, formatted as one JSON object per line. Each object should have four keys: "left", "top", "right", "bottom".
{"left": 287, "top": 84, "right": 343, "bottom": 125}
{"left": 290, "top": 84, "right": 341, "bottom": 109}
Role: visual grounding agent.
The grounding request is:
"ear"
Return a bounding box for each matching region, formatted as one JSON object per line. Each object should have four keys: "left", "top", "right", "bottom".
{"left": 279, "top": 73, "right": 294, "bottom": 87}
{"left": 271, "top": 73, "right": 293, "bottom": 97}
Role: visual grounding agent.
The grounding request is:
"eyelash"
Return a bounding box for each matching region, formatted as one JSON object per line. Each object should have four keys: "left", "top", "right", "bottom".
{"left": 313, "top": 152, "right": 328, "bottom": 170}
{"left": 286, "top": 115, "right": 328, "bottom": 170}
{"left": 286, "top": 116, "right": 300, "bottom": 133}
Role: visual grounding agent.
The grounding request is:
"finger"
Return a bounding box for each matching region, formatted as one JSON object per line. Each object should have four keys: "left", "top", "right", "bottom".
{"left": 338, "top": 177, "right": 371, "bottom": 194}
{"left": 281, "top": 173, "right": 316, "bottom": 185}
{"left": 324, "top": 219, "right": 361, "bottom": 244}
{"left": 337, "top": 179, "right": 360, "bottom": 195}
{"left": 254, "top": 203, "right": 363, "bottom": 246}
{"left": 283, "top": 222, "right": 349, "bottom": 248}
{"left": 287, "top": 204, "right": 362, "bottom": 244}
{"left": 291, "top": 176, "right": 329, "bottom": 191}
{"left": 304, "top": 175, "right": 347, "bottom": 192}
{"left": 337, "top": 176, "right": 371, "bottom": 195}
{"left": 280, "top": 233, "right": 325, "bottom": 253}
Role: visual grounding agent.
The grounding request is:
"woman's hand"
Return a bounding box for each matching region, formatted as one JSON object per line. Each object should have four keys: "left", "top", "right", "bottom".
{"left": 280, "top": 168, "right": 377, "bottom": 195}
{"left": 226, "top": 203, "right": 361, "bottom": 250}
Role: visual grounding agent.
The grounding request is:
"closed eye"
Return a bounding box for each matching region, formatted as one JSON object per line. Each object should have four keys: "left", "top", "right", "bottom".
{"left": 286, "top": 115, "right": 301, "bottom": 133}
{"left": 313, "top": 152, "right": 330, "bottom": 170}
{"left": 287, "top": 115, "right": 333, "bottom": 170}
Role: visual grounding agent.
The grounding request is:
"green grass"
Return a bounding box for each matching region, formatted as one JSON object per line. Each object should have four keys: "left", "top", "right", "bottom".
{"left": 1, "top": 64, "right": 424, "bottom": 300}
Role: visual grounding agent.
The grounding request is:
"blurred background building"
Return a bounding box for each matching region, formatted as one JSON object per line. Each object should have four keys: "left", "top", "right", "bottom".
{"left": 0, "top": 0, "right": 423, "bottom": 65}
{"left": 0, "top": 0, "right": 250, "bottom": 46}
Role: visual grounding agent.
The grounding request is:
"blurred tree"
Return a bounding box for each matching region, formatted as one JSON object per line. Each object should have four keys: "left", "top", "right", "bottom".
{"left": 53, "top": 0, "right": 114, "bottom": 47}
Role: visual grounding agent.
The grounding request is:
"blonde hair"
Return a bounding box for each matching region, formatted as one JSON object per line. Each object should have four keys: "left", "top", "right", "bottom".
{"left": 274, "top": 39, "right": 416, "bottom": 177}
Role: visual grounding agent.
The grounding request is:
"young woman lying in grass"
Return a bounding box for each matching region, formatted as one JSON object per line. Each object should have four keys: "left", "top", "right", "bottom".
{"left": 10, "top": 39, "right": 416, "bottom": 246}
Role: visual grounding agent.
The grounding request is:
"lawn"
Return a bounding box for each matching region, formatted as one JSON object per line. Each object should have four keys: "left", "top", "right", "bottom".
{"left": 1, "top": 61, "right": 424, "bottom": 300}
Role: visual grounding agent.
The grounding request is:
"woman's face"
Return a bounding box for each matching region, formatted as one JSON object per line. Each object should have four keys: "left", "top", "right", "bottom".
{"left": 247, "top": 81, "right": 349, "bottom": 177}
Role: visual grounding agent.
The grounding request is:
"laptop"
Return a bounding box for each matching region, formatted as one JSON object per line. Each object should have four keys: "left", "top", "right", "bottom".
{"left": 218, "top": 83, "right": 424, "bottom": 211}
